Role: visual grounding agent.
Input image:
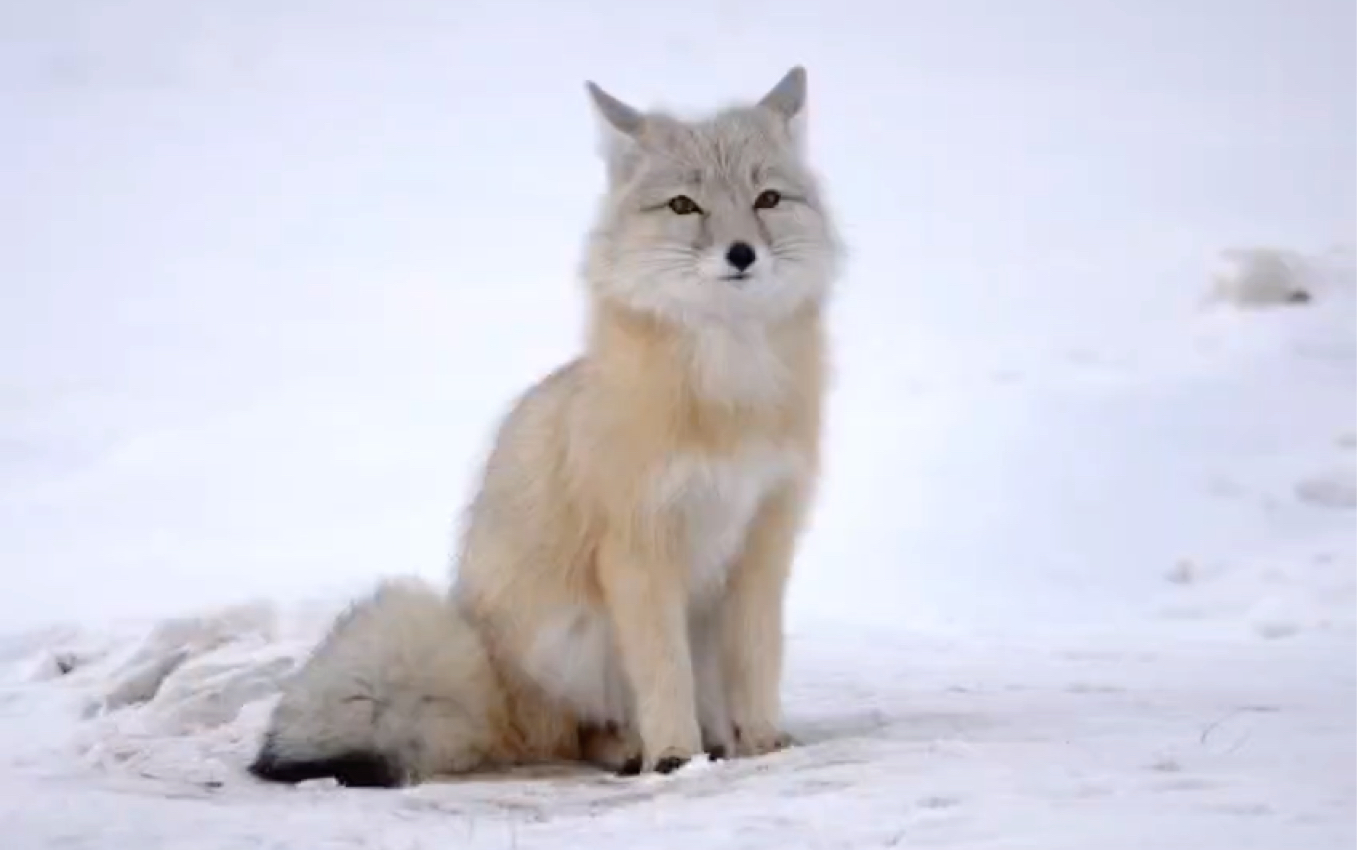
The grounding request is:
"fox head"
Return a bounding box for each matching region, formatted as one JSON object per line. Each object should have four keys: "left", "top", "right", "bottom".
{"left": 581, "top": 67, "right": 841, "bottom": 329}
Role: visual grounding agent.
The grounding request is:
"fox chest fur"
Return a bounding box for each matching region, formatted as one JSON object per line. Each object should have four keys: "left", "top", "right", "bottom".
{"left": 582, "top": 317, "right": 820, "bottom": 602}
{"left": 649, "top": 441, "right": 806, "bottom": 599}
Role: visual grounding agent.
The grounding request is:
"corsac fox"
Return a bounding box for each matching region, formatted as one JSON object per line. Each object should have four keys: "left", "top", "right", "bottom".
{"left": 250, "top": 65, "right": 842, "bottom": 786}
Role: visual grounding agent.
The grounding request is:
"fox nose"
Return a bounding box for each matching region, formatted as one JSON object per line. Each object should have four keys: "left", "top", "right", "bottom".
{"left": 725, "top": 241, "right": 757, "bottom": 272}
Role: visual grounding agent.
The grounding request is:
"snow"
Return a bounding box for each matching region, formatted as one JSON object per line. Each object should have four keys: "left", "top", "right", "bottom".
{"left": 1, "top": 0, "right": 1353, "bottom": 847}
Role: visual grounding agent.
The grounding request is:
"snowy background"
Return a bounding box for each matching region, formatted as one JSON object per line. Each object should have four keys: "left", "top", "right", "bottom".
{"left": 1, "top": 0, "right": 1353, "bottom": 847}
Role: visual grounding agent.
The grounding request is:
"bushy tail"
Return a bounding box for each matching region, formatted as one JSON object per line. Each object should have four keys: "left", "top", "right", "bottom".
{"left": 249, "top": 578, "right": 508, "bottom": 787}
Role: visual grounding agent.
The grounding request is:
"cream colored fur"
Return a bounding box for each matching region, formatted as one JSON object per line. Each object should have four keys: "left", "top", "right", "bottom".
{"left": 251, "top": 65, "right": 841, "bottom": 785}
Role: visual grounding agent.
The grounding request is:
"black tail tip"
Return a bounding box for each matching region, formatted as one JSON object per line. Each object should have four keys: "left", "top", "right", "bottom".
{"left": 249, "top": 739, "right": 405, "bottom": 788}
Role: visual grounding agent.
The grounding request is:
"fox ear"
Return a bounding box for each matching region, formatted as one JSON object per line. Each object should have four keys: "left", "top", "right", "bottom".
{"left": 586, "top": 81, "right": 644, "bottom": 138}
{"left": 757, "top": 66, "right": 808, "bottom": 152}
{"left": 758, "top": 66, "right": 807, "bottom": 121}
{"left": 585, "top": 80, "right": 645, "bottom": 182}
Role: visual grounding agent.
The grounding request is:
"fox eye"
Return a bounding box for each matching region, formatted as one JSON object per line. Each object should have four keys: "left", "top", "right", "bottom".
{"left": 667, "top": 195, "right": 702, "bottom": 215}
{"left": 753, "top": 189, "right": 782, "bottom": 210}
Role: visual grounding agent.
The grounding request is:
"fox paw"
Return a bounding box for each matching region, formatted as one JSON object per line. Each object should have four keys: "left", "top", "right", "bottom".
{"left": 617, "top": 751, "right": 693, "bottom": 777}
{"left": 653, "top": 753, "right": 689, "bottom": 774}
{"left": 701, "top": 726, "right": 734, "bottom": 761}
{"left": 580, "top": 722, "right": 643, "bottom": 774}
{"left": 614, "top": 742, "right": 705, "bottom": 777}
{"left": 643, "top": 745, "right": 702, "bottom": 775}
{"left": 734, "top": 724, "right": 796, "bottom": 758}
{"left": 582, "top": 727, "right": 710, "bottom": 776}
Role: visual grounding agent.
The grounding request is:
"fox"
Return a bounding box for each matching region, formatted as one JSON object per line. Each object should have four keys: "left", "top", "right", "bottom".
{"left": 249, "top": 65, "right": 842, "bottom": 787}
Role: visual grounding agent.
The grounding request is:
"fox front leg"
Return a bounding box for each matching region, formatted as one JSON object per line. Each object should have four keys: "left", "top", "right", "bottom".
{"left": 720, "top": 487, "right": 803, "bottom": 758}
{"left": 597, "top": 534, "right": 703, "bottom": 773}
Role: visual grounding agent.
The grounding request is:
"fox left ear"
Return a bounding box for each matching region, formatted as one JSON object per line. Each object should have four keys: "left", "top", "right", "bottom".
{"left": 757, "top": 66, "right": 808, "bottom": 151}
{"left": 585, "top": 80, "right": 646, "bottom": 184}
{"left": 758, "top": 66, "right": 807, "bottom": 121}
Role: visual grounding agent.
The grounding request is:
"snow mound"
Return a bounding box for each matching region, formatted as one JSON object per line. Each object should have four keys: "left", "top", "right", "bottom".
{"left": 32, "top": 601, "right": 334, "bottom": 788}
{"left": 1207, "top": 245, "right": 1355, "bottom": 309}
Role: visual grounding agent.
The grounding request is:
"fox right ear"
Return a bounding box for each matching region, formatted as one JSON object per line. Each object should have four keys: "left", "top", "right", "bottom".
{"left": 585, "top": 80, "right": 645, "bottom": 182}
{"left": 586, "top": 81, "right": 644, "bottom": 138}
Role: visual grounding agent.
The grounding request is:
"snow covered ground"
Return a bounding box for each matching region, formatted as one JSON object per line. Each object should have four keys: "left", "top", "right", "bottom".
{"left": 1, "top": 1, "right": 1353, "bottom": 847}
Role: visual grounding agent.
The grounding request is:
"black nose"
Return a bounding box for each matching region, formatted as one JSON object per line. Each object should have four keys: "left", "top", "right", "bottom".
{"left": 725, "top": 241, "right": 756, "bottom": 272}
